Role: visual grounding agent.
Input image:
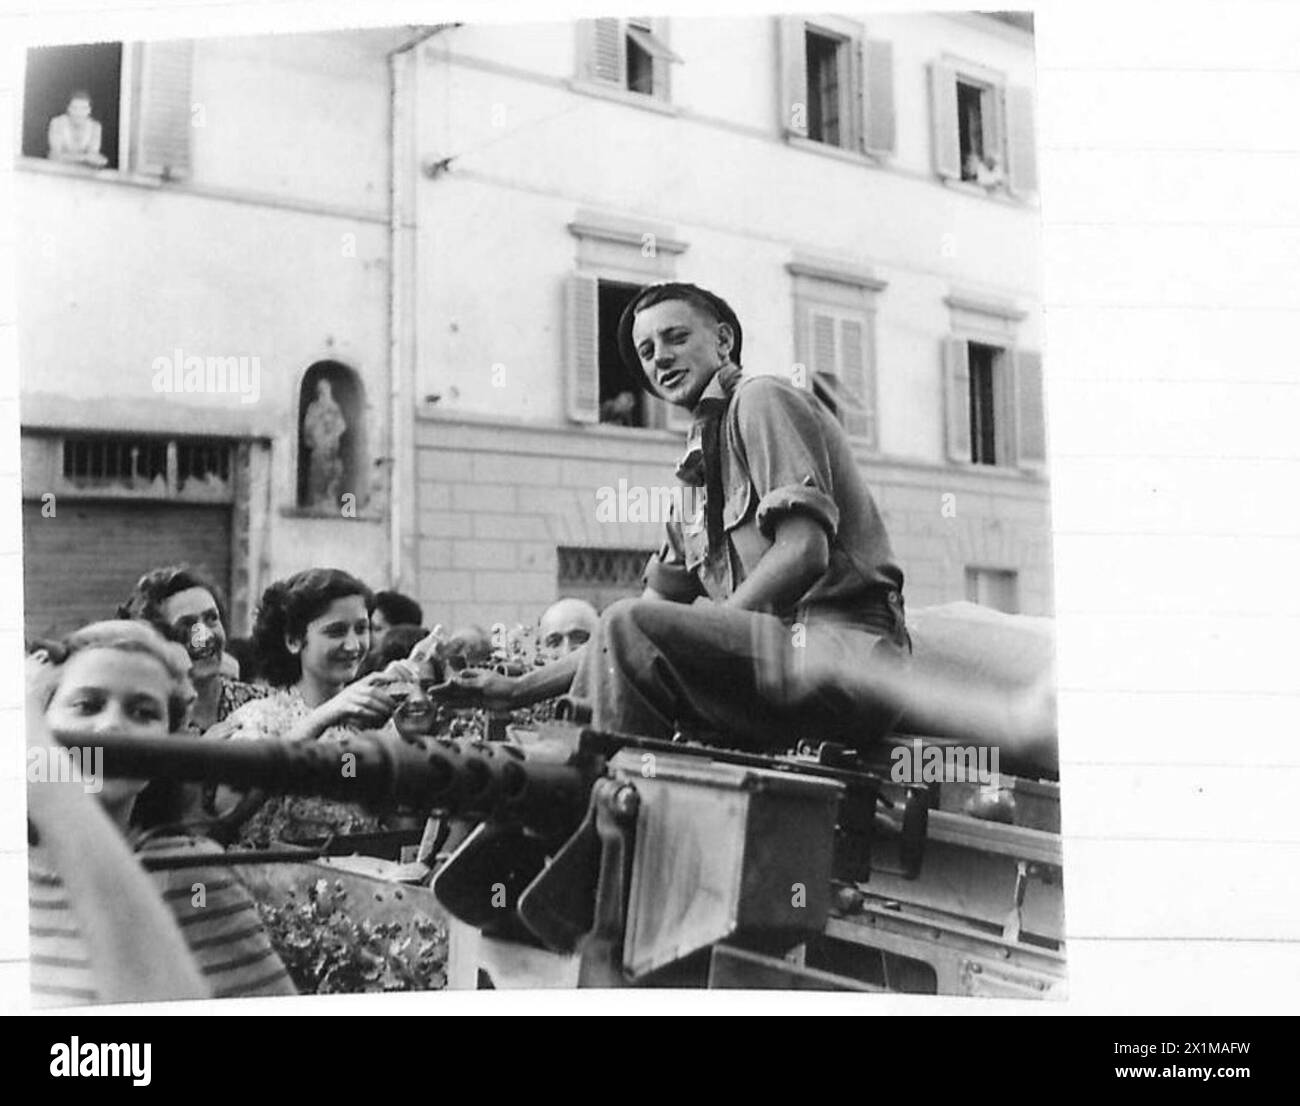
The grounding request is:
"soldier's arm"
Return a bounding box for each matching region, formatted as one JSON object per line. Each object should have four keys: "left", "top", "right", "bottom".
{"left": 728, "top": 513, "right": 829, "bottom": 614}
{"left": 727, "top": 379, "right": 840, "bottom": 614}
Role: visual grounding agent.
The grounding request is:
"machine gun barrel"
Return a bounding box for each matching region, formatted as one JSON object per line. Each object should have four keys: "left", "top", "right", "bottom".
{"left": 76, "top": 731, "right": 591, "bottom": 838}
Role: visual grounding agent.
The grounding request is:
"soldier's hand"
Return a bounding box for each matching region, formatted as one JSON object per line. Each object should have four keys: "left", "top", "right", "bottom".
{"left": 430, "top": 669, "right": 517, "bottom": 712}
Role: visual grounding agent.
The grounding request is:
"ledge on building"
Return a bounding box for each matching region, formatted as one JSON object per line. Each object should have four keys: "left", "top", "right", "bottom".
{"left": 279, "top": 506, "right": 386, "bottom": 523}
{"left": 785, "top": 134, "right": 885, "bottom": 171}
{"left": 939, "top": 175, "right": 1037, "bottom": 208}
{"left": 565, "top": 78, "right": 682, "bottom": 118}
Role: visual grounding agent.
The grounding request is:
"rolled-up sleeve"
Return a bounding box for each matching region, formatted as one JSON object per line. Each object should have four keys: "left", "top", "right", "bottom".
{"left": 642, "top": 508, "right": 703, "bottom": 602}
{"left": 732, "top": 378, "right": 840, "bottom": 540}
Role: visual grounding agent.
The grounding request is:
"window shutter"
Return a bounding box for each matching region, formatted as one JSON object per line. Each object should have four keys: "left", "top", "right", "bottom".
{"left": 928, "top": 61, "right": 960, "bottom": 180}
{"left": 810, "top": 311, "right": 838, "bottom": 379}
{"left": 838, "top": 317, "right": 877, "bottom": 448}
{"left": 1005, "top": 84, "right": 1038, "bottom": 196}
{"left": 944, "top": 338, "right": 972, "bottom": 463}
{"left": 1014, "top": 349, "right": 1046, "bottom": 470}
{"left": 846, "top": 36, "right": 865, "bottom": 152}
{"left": 863, "top": 39, "right": 896, "bottom": 156}
{"left": 565, "top": 274, "right": 600, "bottom": 424}
{"left": 135, "top": 40, "right": 195, "bottom": 179}
{"left": 779, "top": 17, "right": 809, "bottom": 139}
{"left": 650, "top": 18, "right": 673, "bottom": 102}
{"left": 581, "top": 18, "right": 625, "bottom": 84}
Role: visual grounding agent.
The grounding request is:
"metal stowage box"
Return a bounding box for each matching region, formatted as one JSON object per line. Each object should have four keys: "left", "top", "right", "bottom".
{"left": 612, "top": 751, "right": 844, "bottom": 979}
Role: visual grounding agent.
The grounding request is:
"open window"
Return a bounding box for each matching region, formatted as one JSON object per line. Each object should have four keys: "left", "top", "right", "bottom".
{"left": 944, "top": 339, "right": 1045, "bottom": 470}
{"left": 929, "top": 59, "right": 1036, "bottom": 196}
{"left": 21, "top": 39, "right": 194, "bottom": 179}
{"left": 577, "top": 17, "right": 680, "bottom": 102}
{"left": 22, "top": 43, "right": 123, "bottom": 169}
{"left": 779, "top": 16, "right": 895, "bottom": 156}
{"left": 565, "top": 275, "right": 689, "bottom": 432}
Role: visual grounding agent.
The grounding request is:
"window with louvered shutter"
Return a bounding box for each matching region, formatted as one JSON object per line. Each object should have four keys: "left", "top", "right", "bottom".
{"left": 1014, "top": 349, "right": 1046, "bottom": 469}
{"left": 578, "top": 17, "right": 677, "bottom": 100}
{"left": 133, "top": 39, "right": 194, "bottom": 179}
{"left": 565, "top": 274, "right": 600, "bottom": 424}
{"left": 929, "top": 62, "right": 961, "bottom": 180}
{"left": 944, "top": 338, "right": 972, "bottom": 463}
{"left": 806, "top": 309, "right": 877, "bottom": 448}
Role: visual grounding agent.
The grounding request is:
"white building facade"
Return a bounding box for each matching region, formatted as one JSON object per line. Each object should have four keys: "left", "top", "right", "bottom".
{"left": 16, "top": 13, "right": 1050, "bottom": 638}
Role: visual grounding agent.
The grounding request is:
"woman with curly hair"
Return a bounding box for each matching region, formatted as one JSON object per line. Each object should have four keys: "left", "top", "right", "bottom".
{"left": 118, "top": 565, "right": 269, "bottom": 830}
{"left": 208, "top": 568, "right": 400, "bottom": 845}
{"left": 118, "top": 564, "right": 267, "bottom": 733}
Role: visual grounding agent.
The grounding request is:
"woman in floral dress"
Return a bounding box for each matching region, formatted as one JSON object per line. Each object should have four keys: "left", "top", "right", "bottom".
{"left": 208, "top": 568, "right": 400, "bottom": 846}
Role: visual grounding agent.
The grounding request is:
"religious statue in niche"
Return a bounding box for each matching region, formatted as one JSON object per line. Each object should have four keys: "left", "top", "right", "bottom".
{"left": 302, "top": 378, "right": 347, "bottom": 510}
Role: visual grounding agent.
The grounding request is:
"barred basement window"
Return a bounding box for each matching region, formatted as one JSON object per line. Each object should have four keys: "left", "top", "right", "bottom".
{"left": 63, "top": 434, "right": 169, "bottom": 487}
{"left": 176, "top": 440, "right": 232, "bottom": 492}
{"left": 60, "top": 434, "right": 234, "bottom": 499}
{"left": 557, "top": 546, "right": 655, "bottom": 611}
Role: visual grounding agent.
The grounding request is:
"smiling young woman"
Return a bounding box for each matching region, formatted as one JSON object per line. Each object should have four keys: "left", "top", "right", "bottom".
{"left": 204, "top": 568, "right": 400, "bottom": 844}
{"left": 119, "top": 565, "right": 268, "bottom": 736}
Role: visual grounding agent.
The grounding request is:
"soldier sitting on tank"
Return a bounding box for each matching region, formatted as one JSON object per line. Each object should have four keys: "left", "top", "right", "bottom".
{"left": 443, "top": 282, "right": 911, "bottom": 752}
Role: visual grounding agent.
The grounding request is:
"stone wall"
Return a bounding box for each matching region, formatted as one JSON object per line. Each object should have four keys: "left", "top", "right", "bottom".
{"left": 414, "top": 409, "right": 1053, "bottom": 630}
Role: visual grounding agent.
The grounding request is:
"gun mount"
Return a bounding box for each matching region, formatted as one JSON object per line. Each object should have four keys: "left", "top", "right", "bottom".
{"left": 83, "top": 724, "right": 1065, "bottom": 996}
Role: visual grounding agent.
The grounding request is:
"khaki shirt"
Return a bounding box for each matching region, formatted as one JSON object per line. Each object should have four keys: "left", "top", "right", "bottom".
{"left": 644, "top": 365, "right": 904, "bottom": 628}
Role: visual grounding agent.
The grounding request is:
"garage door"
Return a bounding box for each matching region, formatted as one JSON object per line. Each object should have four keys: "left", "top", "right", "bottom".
{"left": 22, "top": 500, "right": 232, "bottom": 641}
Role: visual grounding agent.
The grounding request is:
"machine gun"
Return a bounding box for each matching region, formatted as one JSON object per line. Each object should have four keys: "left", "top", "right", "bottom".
{"left": 86, "top": 723, "right": 1065, "bottom": 996}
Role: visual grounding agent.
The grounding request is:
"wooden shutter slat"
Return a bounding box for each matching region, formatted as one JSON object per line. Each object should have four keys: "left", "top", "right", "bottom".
{"left": 1014, "top": 349, "right": 1046, "bottom": 469}
{"left": 838, "top": 317, "right": 876, "bottom": 447}
{"left": 779, "top": 16, "right": 809, "bottom": 139}
{"left": 1006, "top": 83, "right": 1039, "bottom": 195}
{"left": 565, "top": 275, "right": 601, "bottom": 424}
{"left": 810, "top": 311, "right": 837, "bottom": 377}
{"left": 944, "top": 338, "right": 972, "bottom": 463}
{"left": 135, "top": 39, "right": 195, "bottom": 179}
{"left": 847, "top": 36, "right": 864, "bottom": 152}
{"left": 863, "top": 39, "right": 896, "bottom": 155}
{"left": 928, "top": 61, "right": 960, "bottom": 180}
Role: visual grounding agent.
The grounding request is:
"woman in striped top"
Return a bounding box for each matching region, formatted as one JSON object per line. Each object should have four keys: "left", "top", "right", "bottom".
{"left": 27, "top": 621, "right": 295, "bottom": 1007}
